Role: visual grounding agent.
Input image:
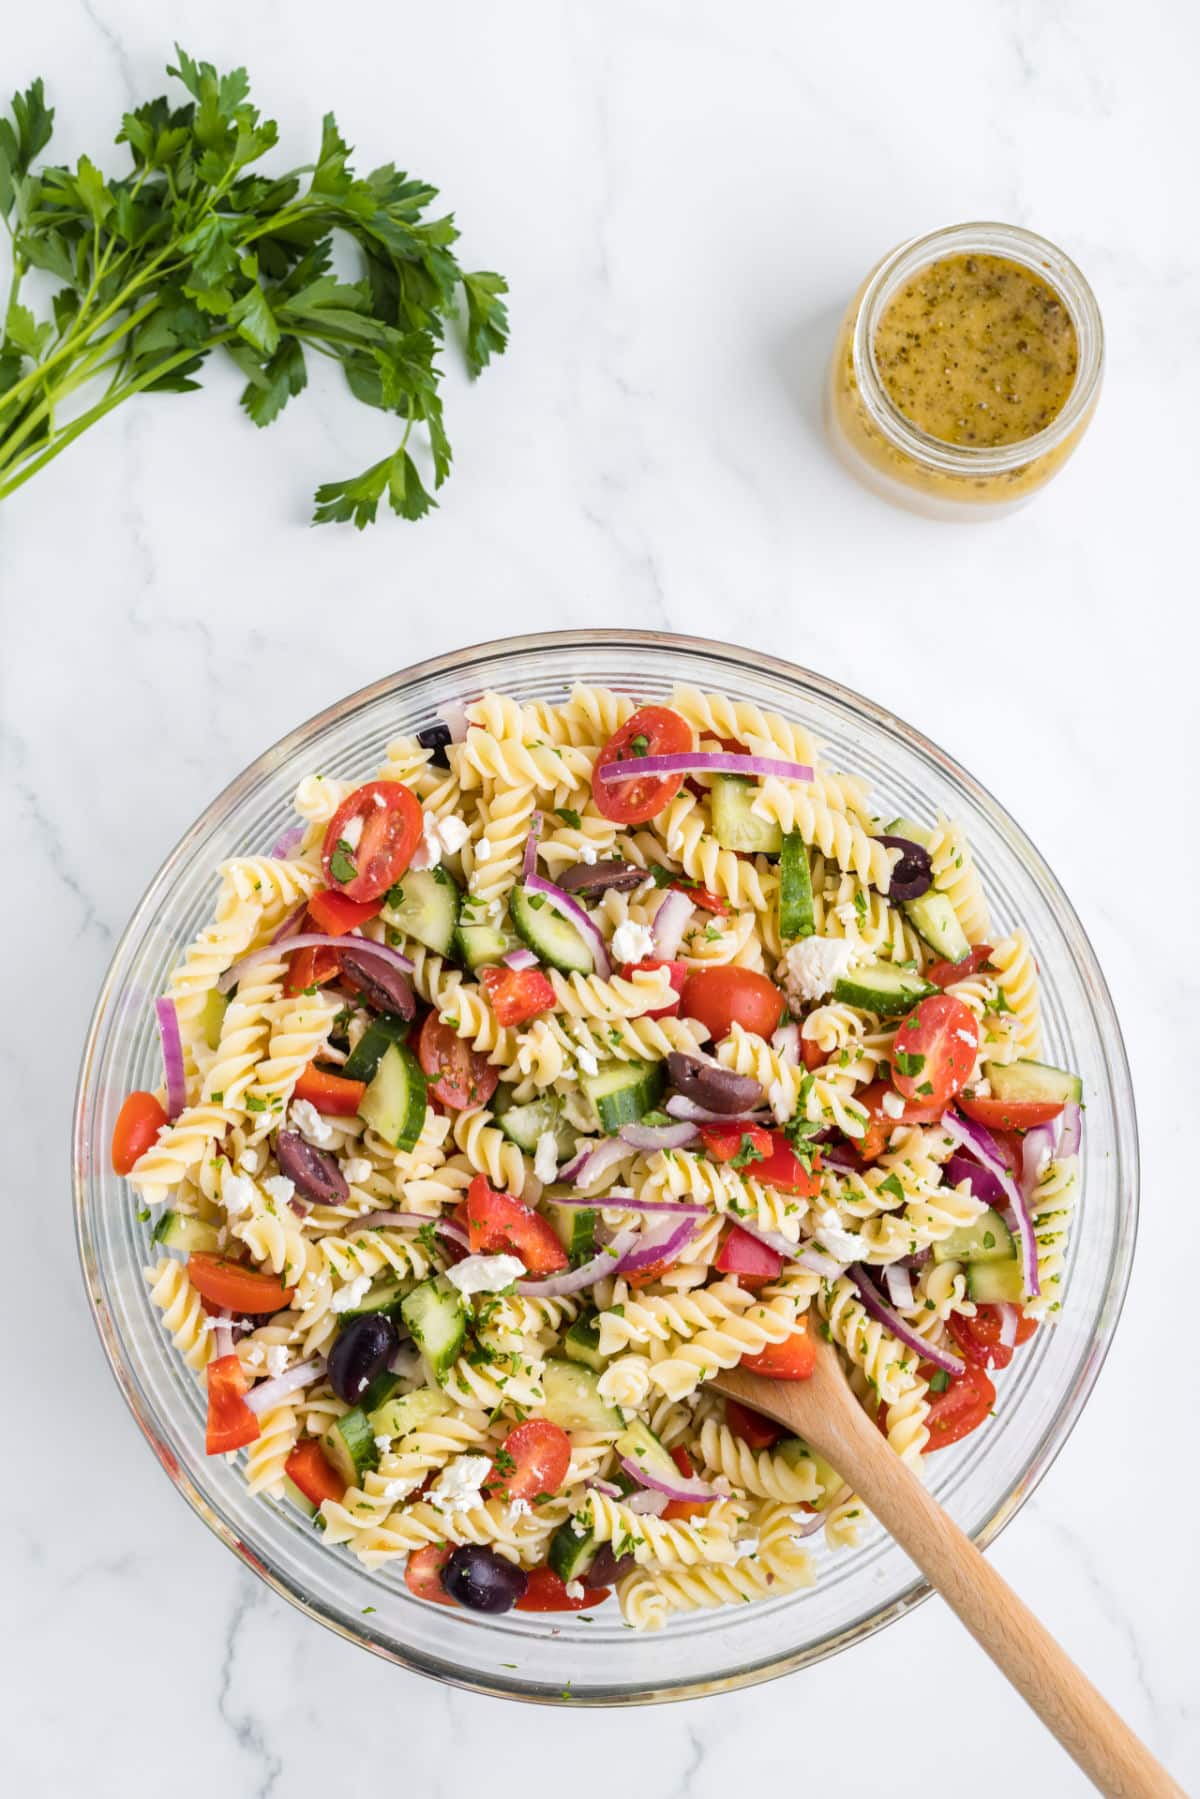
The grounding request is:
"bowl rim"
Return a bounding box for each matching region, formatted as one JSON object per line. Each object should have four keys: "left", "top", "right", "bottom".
{"left": 74, "top": 627, "right": 1139, "bottom": 1705}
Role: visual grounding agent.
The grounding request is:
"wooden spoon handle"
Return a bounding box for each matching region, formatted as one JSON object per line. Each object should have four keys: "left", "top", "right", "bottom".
{"left": 814, "top": 1388, "right": 1184, "bottom": 1798}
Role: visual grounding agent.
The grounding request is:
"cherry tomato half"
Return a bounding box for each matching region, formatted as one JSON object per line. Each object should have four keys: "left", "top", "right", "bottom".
{"left": 405, "top": 1543, "right": 457, "bottom": 1606}
{"left": 205, "top": 1354, "right": 260, "bottom": 1455}
{"left": 946, "top": 1305, "right": 1037, "bottom": 1372}
{"left": 678, "top": 966, "right": 786, "bottom": 1042}
{"left": 111, "top": 1090, "right": 169, "bottom": 1175}
{"left": 854, "top": 1079, "right": 946, "bottom": 1161}
{"left": 187, "top": 1253, "right": 295, "bottom": 1314}
{"left": 921, "top": 1359, "right": 995, "bottom": 1451}
{"left": 322, "top": 780, "right": 423, "bottom": 903}
{"left": 417, "top": 1012, "right": 499, "bottom": 1111}
{"left": 514, "top": 1567, "right": 611, "bottom": 1612}
{"left": 488, "top": 1419, "right": 572, "bottom": 1503}
{"left": 925, "top": 944, "right": 994, "bottom": 989}
{"left": 592, "top": 706, "right": 694, "bottom": 825}
{"left": 957, "top": 1094, "right": 1065, "bottom": 1131}
{"left": 892, "top": 994, "right": 978, "bottom": 1109}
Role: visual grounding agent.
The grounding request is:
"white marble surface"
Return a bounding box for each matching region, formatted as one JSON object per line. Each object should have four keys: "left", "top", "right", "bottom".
{"left": 3, "top": 0, "right": 1197, "bottom": 1791}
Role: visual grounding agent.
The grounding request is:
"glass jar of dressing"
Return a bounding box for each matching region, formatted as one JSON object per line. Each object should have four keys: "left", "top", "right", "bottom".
{"left": 827, "top": 222, "right": 1103, "bottom": 518}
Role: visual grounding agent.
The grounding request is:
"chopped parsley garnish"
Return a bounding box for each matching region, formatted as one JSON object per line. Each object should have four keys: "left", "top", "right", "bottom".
{"left": 730, "top": 1133, "right": 766, "bottom": 1169}
{"left": 554, "top": 807, "right": 582, "bottom": 829}
{"left": 629, "top": 733, "right": 650, "bottom": 757}
{"left": 244, "top": 1094, "right": 266, "bottom": 1112}
{"left": 651, "top": 865, "right": 693, "bottom": 888}
{"left": 929, "top": 1369, "right": 951, "bottom": 1393}
{"left": 385, "top": 881, "right": 405, "bottom": 909}
{"left": 894, "top": 1050, "right": 925, "bottom": 1078}
{"left": 876, "top": 1173, "right": 905, "bottom": 1205}
{"left": 330, "top": 839, "right": 358, "bottom": 884}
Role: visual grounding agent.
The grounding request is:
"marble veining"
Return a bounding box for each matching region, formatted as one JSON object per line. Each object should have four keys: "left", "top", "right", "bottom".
{"left": 2, "top": 0, "right": 1196, "bottom": 1793}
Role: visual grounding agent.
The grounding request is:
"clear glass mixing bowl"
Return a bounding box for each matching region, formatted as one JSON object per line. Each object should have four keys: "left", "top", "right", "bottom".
{"left": 74, "top": 631, "right": 1137, "bottom": 1704}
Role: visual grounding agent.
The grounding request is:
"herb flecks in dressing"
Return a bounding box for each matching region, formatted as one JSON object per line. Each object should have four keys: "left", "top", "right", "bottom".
{"left": 872, "top": 254, "right": 1078, "bottom": 448}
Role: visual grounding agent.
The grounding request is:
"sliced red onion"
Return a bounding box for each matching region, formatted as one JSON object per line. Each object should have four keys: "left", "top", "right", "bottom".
{"left": 155, "top": 998, "right": 187, "bottom": 1120}
{"left": 793, "top": 1244, "right": 846, "bottom": 1278}
{"left": 1058, "top": 1101, "right": 1082, "bottom": 1160}
{"left": 771, "top": 1021, "right": 801, "bottom": 1065}
{"left": 522, "top": 811, "right": 543, "bottom": 883}
{"left": 598, "top": 750, "right": 813, "bottom": 785}
{"left": 997, "top": 1304, "right": 1019, "bottom": 1351}
{"left": 585, "top": 1476, "right": 624, "bottom": 1499}
{"left": 436, "top": 1218, "right": 471, "bottom": 1251}
{"left": 650, "top": 887, "right": 693, "bottom": 959}
{"left": 211, "top": 1311, "right": 235, "bottom": 1360}
{"left": 788, "top": 1506, "right": 830, "bottom": 1539}
{"left": 623, "top": 1488, "right": 670, "bottom": 1517}
{"left": 665, "top": 1094, "right": 770, "bottom": 1127}
{"left": 543, "top": 1191, "right": 707, "bottom": 1218}
{"left": 523, "top": 874, "right": 610, "bottom": 978}
{"left": 244, "top": 1355, "right": 326, "bottom": 1416}
{"left": 617, "top": 1217, "right": 697, "bottom": 1277}
{"left": 1021, "top": 1120, "right": 1059, "bottom": 1195}
{"left": 942, "top": 1111, "right": 1038, "bottom": 1299}
{"left": 619, "top": 1120, "right": 699, "bottom": 1152}
{"left": 353, "top": 1209, "right": 439, "bottom": 1232}
{"left": 515, "top": 1228, "right": 640, "bottom": 1298}
{"left": 944, "top": 1151, "right": 1011, "bottom": 1212}
{"left": 269, "top": 825, "right": 305, "bottom": 859}
{"left": 502, "top": 947, "right": 537, "bottom": 971}
{"left": 217, "top": 933, "right": 413, "bottom": 995}
{"left": 269, "top": 901, "right": 309, "bottom": 945}
{"left": 619, "top": 1457, "right": 718, "bottom": 1504}
{"left": 850, "top": 1265, "right": 965, "bottom": 1377}
{"left": 883, "top": 1262, "right": 914, "bottom": 1310}
{"left": 558, "top": 1137, "right": 632, "bottom": 1190}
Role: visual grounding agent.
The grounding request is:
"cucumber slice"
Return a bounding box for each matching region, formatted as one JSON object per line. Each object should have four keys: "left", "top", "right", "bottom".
{"left": 337, "top": 1272, "right": 417, "bottom": 1322}
{"left": 324, "top": 1408, "right": 379, "bottom": 1485}
{"left": 933, "top": 1205, "right": 1015, "bottom": 1266}
{"left": 341, "top": 1013, "right": 410, "bottom": 1084}
{"left": 833, "top": 962, "right": 938, "bottom": 1017}
{"left": 902, "top": 890, "right": 970, "bottom": 963}
{"left": 543, "top": 1358, "right": 623, "bottom": 1434}
{"left": 358, "top": 1042, "right": 427, "bottom": 1150}
{"left": 985, "top": 1059, "right": 1083, "bottom": 1106}
{"left": 202, "top": 988, "right": 229, "bottom": 1051}
{"left": 967, "top": 1260, "right": 1025, "bottom": 1305}
{"left": 779, "top": 830, "right": 814, "bottom": 940}
{"left": 496, "top": 1095, "right": 578, "bottom": 1159}
{"left": 563, "top": 1315, "right": 608, "bottom": 1375}
{"left": 368, "top": 1385, "right": 451, "bottom": 1442}
{"left": 710, "top": 775, "right": 783, "bottom": 854}
{"left": 151, "top": 1210, "right": 221, "bottom": 1253}
{"left": 510, "top": 883, "right": 595, "bottom": 974}
{"left": 400, "top": 1276, "right": 467, "bottom": 1381}
{"left": 456, "top": 922, "right": 515, "bottom": 969}
{"left": 381, "top": 865, "right": 461, "bottom": 957}
{"left": 360, "top": 1369, "right": 401, "bottom": 1414}
{"left": 545, "top": 1200, "right": 596, "bottom": 1265}
{"left": 615, "top": 1417, "right": 682, "bottom": 1486}
{"left": 886, "top": 816, "right": 934, "bottom": 849}
{"left": 282, "top": 1473, "right": 318, "bottom": 1519}
{"left": 548, "top": 1514, "right": 597, "bottom": 1583}
{"left": 580, "top": 1059, "right": 664, "bottom": 1133}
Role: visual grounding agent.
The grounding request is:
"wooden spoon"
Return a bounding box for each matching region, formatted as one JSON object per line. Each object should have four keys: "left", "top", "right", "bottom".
{"left": 712, "top": 1336, "right": 1184, "bottom": 1799}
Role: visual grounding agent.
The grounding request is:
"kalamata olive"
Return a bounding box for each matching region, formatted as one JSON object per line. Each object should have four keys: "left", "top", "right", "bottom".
{"left": 338, "top": 951, "right": 415, "bottom": 1019}
{"left": 275, "top": 1130, "right": 348, "bottom": 1204}
{"left": 585, "top": 1545, "right": 636, "bottom": 1587}
{"left": 442, "top": 1544, "right": 529, "bottom": 1614}
{"left": 328, "top": 1312, "right": 398, "bottom": 1404}
{"left": 416, "top": 721, "right": 453, "bottom": 769}
{"left": 873, "top": 835, "right": 933, "bottom": 901}
{"left": 666, "top": 1051, "right": 763, "bottom": 1115}
{"left": 556, "top": 858, "right": 645, "bottom": 895}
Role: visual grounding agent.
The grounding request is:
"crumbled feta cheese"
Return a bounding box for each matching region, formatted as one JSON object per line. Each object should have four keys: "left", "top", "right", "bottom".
{"left": 508, "top": 1497, "right": 532, "bottom": 1520}
{"left": 291, "top": 1097, "right": 335, "bottom": 1147}
{"left": 340, "top": 814, "right": 364, "bottom": 851}
{"left": 429, "top": 1454, "right": 493, "bottom": 1515}
{"left": 612, "top": 920, "right": 656, "bottom": 966}
{"left": 237, "top": 1143, "right": 264, "bottom": 1176}
{"left": 881, "top": 1090, "right": 905, "bottom": 1119}
{"left": 331, "top": 1272, "right": 372, "bottom": 1313}
{"left": 265, "top": 1344, "right": 290, "bottom": 1378}
{"left": 221, "top": 1172, "right": 255, "bottom": 1218}
{"left": 411, "top": 811, "right": 470, "bottom": 871}
{"left": 564, "top": 1579, "right": 585, "bottom": 1600}
{"left": 438, "top": 816, "right": 470, "bottom": 855}
{"left": 341, "top": 1156, "right": 372, "bottom": 1187}
{"left": 733, "top": 1534, "right": 760, "bottom": 1559}
{"left": 474, "top": 836, "right": 492, "bottom": 864}
{"left": 263, "top": 1174, "right": 296, "bottom": 1210}
{"left": 445, "top": 1253, "right": 526, "bottom": 1296}
{"left": 767, "top": 1077, "right": 793, "bottom": 1125}
{"left": 783, "top": 935, "right": 859, "bottom": 1004}
{"left": 815, "top": 1223, "right": 862, "bottom": 1263}
{"left": 383, "top": 1476, "right": 420, "bottom": 1503}
{"left": 374, "top": 1435, "right": 391, "bottom": 1453}
{"left": 575, "top": 1045, "right": 599, "bottom": 1077}
{"left": 973, "top": 1078, "right": 992, "bottom": 1098}
{"left": 577, "top": 842, "right": 598, "bottom": 864}
{"left": 534, "top": 1129, "right": 560, "bottom": 1185}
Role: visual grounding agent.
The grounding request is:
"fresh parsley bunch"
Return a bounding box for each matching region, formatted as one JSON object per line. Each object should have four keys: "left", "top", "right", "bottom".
{"left": 0, "top": 49, "right": 508, "bottom": 524}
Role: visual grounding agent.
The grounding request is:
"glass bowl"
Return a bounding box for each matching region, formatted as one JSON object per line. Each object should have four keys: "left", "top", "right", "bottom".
{"left": 74, "top": 630, "right": 1137, "bottom": 1705}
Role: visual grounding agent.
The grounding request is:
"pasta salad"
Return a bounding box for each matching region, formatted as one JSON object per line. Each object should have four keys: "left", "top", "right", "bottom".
{"left": 113, "top": 682, "right": 1082, "bottom": 1629}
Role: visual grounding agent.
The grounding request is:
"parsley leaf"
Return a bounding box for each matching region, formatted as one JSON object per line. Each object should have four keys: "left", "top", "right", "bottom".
{"left": 929, "top": 1369, "right": 951, "bottom": 1393}
{"left": 730, "top": 1133, "right": 766, "bottom": 1169}
{"left": 330, "top": 840, "right": 358, "bottom": 884}
{"left": 554, "top": 807, "right": 582, "bottom": 830}
{"left": 894, "top": 1050, "right": 926, "bottom": 1078}
{"left": 0, "top": 53, "right": 508, "bottom": 521}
